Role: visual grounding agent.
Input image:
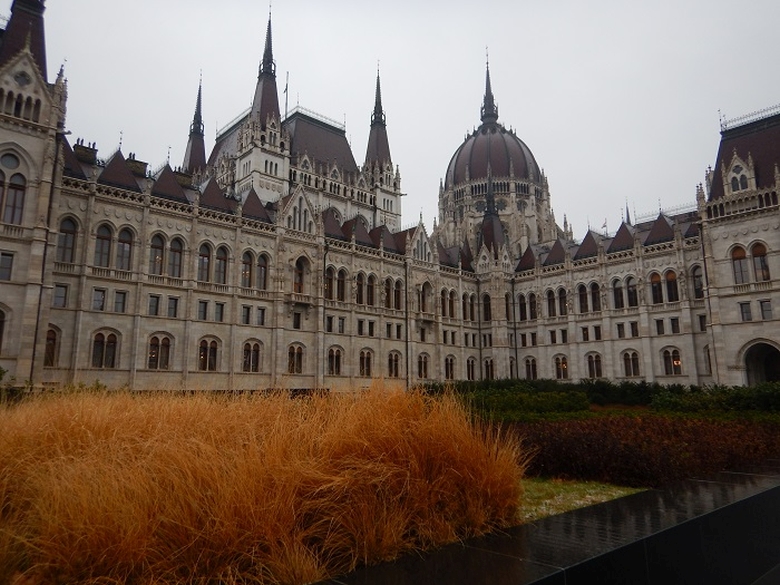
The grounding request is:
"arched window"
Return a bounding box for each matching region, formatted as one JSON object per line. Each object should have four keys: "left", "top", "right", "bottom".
{"left": 384, "top": 278, "right": 392, "bottom": 308}
{"left": 360, "top": 350, "right": 372, "bottom": 377}
{"left": 394, "top": 280, "right": 402, "bottom": 309}
{"left": 256, "top": 255, "right": 268, "bottom": 290}
{"left": 578, "top": 284, "right": 588, "bottom": 314}
{"left": 692, "top": 266, "right": 704, "bottom": 299}
{"left": 445, "top": 356, "right": 455, "bottom": 380}
{"left": 328, "top": 348, "right": 342, "bottom": 376}
{"left": 590, "top": 283, "right": 601, "bottom": 312}
{"left": 116, "top": 229, "right": 133, "bottom": 271}
{"left": 483, "top": 294, "right": 492, "bottom": 321}
{"left": 554, "top": 356, "right": 568, "bottom": 380}
{"left": 417, "top": 354, "right": 429, "bottom": 379}
{"left": 441, "top": 289, "right": 448, "bottom": 317}
{"left": 732, "top": 247, "right": 749, "bottom": 284}
{"left": 547, "top": 290, "right": 556, "bottom": 317}
{"left": 337, "top": 270, "right": 347, "bottom": 302}
{"left": 558, "top": 289, "right": 568, "bottom": 316}
{"left": 3, "top": 173, "right": 25, "bottom": 225}
{"left": 449, "top": 291, "right": 456, "bottom": 318}
{"left": 650, "top": 273, "right": 664, "bottom": 304}
{"left": 731, "top": 176, "right": 739, "bottom": 191}
{"left": 241, "top": 252, "right": 253, "bottom": 288}
{"left": 57, "top": 218, "right": 78, "bottom": 263}
{"left": 525, "top": 357, "right": 537, "bottom": 380}
{"left": 740, "top": 174, "right": 748, "bottom": 190}
{"left": 752, "top": 243, "right": 770, "bottom": 281}
{"left": 168, "top": 238, "right": 183, "bottom": 278}
{"left": 197, "top": 244, "right": 211, "bottom": 282}
{"left": 626, "top": 277, "right": 638, "bottom": 307}
{"left": 94, "top": 225, "right": 112, "bottom": 268}
{"left": 356, "top": 273, "right": 365, "bottom": 304}
{"left": 148, "top": 336, "right": 171, "bottom": 370}
{"left": 467, "top": 357, "right": 476, "bottom": 381}
{"left": 484, "top": 359, "right": 494, "bottom": 380}
{"left": 92, "top": 332, "right": 117, "bottom": 368}
{"left": 623, "top": 351, "right": 640, "bottom": 377}
{"left": 367, "top": 275, "right": 376, "bottom": 306}
{"left": 663, "top": 349, "right": 682, "bottom": 376}
{"left": 469, "top": 294, "right": 476, "bottom": 321}
{"left": 44, "top": 328, "right": 58, "bottom": 367}
{"left": 199, "top": 339, "right": 218, "bottom": 371}
{"left": 243, "top": 342, "right": 261, "bottom": 373}
{"left": 665, "top": 271, "right": 679, "bottom": 302}
{"left": 587, "top": 354, "right": 602, "bottom": 378}
{"left": 149, "top": 235, "right": 165, "bottom": 275}
{"left": 388, "top": 352, "right": 400, "bottom": 378}
{"left": 528, "top": 293, "right": 537, "bottom": 320}
{"left": 324, "top": 267, "right": 335, "bottom": 300}
{"left": 214, "top": 246, "right": 228, "bottom": 285}
{"left": 287, "top": 345, "right": 303, "bottom": 374}
{"left": 462, "top": 293, "right": 469, "bottom": 320}
{"left": 293, "top": 258, "right": 306, "bottom": 294}
{"left": 613, "top": 279, "right": 624, "bottom": 309}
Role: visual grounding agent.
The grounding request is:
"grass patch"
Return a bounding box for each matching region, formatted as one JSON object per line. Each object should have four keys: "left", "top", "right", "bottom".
{"left": 518, "top": 478, "right": 643, "bottom": 524}
{"left": 0, "top": 385, "right": 526, "bottom": 585}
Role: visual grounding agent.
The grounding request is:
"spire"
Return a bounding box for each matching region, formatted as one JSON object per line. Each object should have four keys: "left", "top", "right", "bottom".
{"left": 625, "top": 201, "right": 632, "bottom": 226}
{"left": 480, "top": 52, "right": 498, "bottom": 124}
{"left": 478, "top": 170, "right": 505, "bottom": 259}
{"left": 364, "top": 66, "right": 392, "bottom": 170}
{"left": 183, "top": 78, "right": 207, "bottom": 173}
{"left": 250, "top": 11, "right": 281, "bottom": 126}
{"left": 0, "top": 0, "right": 48, "bottom": 80}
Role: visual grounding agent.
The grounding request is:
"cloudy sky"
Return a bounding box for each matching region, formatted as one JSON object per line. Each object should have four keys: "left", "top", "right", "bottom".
{"left": 25, "top": 0, "right": 780, "bottom": 238}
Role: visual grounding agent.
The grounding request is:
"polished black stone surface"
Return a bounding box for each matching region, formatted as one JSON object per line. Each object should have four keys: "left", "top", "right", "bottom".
{"left": 316, "top": 462, "right": 780, "bottom": 585}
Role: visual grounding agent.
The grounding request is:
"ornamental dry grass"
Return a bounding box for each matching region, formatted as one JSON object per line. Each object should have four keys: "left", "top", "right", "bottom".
{"left": 0, "top": 385, "right": 524, "bottom": 585}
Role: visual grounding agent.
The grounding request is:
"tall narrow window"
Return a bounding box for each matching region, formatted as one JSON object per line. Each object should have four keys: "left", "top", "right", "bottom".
{"left": 116, "top": 229, "right": 133, "bottom": 271}
{"left": 243, "top": 342, "right": 261, "bottom": 373}
{"left": 650, "top": 273, "right": 664, "bottom": 304}
{"left": 590, "top": 283, "right": 601, "bottom": 312}
{"left": 624, "top": 351, "right": 640, "bottom": 377}
{"left": 528, "top": 293, "right": 537, "bottom": 320}
{"left": 0, "top": 309, "right": 4, "bottom": 355}
{"left": 214, "top": 246, "right": 228, "bottom": 285}
{"left": 467, "top": 357, "right": 476, "bottom": 381}
{"left": 324, "top": 267, "right": 334, "bottom": 300}
{"left": 732, "top": 247, "right": 749, "bottom": 284}
{"left": 198, "top": 339, "right": 218, "bottom": 371}
{"left": 613, "top": 279, "right": 624, "bottom": 309}
{"left": 241, "top": 252, "right": 253, "bottom": 288}
{"left": 44, "top": 329, "right": 58, "bottom": 367}
{"left": 417, "top": 354, "right": 429, "bottom": 379}
{"left": 394, "top": 280, "right": 402, "bottom": 309}
{"left": 441, "top": 289, "right": 448, "bottom": 317}
{"left": 518, "top": 294, "right": 527, "bottom": 321}
{"left": 555, "top": 356, "right": 568, "bottom": 380}
{"left": 547, "top": 290, "right": 556, "bottom": 317}
{"left": 449, "top": 291, "right": 456, "bottom": 318}
{"left": 337, "top": 269, "right": 347, "bottom": 301}
{"left": 294, "top": 259, "right": 305, "bottom": 294}
{"left": 385, "top": 279, "right": 392, "bottom": 308}
{"left": 483, "top": 294, "right": 492, "bottom": 321}
{"left": 168, "top": 238, "right": 183, "bottom": 278}
{"left": 356, "top": 274, "right": 365, "bottom": 304}
{"left": 3, "top": 173, "right": 25, "bottom": 225}
{"left": 94, "top": 225, "right": 112, "bottom": 267}
{"left": 149, "top": 235, "right": 164, "bottom": 275}
{"left": 367, "top": 275, "right": 375, "bottom": 306}
{"left": 626, "top": 277, "right": 638, "bottom": 307}
{"left": 578, "top": 284, "right": 588, "bottom": 313}
{"left": 525, "top": 357, "right": 537, "bottom": 380}
{"left": 587, "top": 354, "right": 602, "bottom": 378}
{"left": 287, "top": 345, "right": 303, "bottom": 373}
{"left": 558, "top": 289, "right": 568, "bottom": 316}
{"left": 256, "top": 255, "right": 268, "bottom": 290}
{"left": 752, "top": 243, "right": 770, "bottom": 281}
{"left": 360, "top": 350, "right": 372, "bottom": 377}
{"left": 57, "top": 218, "right": 78, "bottom": 263}
{"left": 691, "top": 266, "right": 704, "bottom": 299}
{"left": 197, "top": 244, "right": 211, "bottom": 282}
{"left": 328, "top": 348, "right": 342, "bottom": 376}
{"left": 388, "top": 352, "right": 399, "bottom": 378}
{"left": 92, "top": 332, "right": 117, "bottom": 368}
{"left": 665, "top": 271, "right": 679, "bottom": 302}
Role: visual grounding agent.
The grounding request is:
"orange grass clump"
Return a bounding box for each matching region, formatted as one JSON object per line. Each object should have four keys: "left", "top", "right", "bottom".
{"left": 0, "top": 385, "right": 525, "bottom": 585}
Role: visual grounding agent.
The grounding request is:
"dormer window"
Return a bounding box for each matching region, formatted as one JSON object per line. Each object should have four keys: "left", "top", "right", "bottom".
{"left": 730, "top": 165, "right": 748, "bottom": 192}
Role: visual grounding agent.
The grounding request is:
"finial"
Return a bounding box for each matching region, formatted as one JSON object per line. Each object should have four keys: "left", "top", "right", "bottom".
{"left": 167, "top": 146, "right": 171, "bottom": 164}
{"left": 119, "top": 130, "right": 123, "bottom": 150}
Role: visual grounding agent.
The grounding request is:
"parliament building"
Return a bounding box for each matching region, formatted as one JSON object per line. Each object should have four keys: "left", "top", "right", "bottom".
{"left": 0, "top": 0, "right": 778, "bottom": 391}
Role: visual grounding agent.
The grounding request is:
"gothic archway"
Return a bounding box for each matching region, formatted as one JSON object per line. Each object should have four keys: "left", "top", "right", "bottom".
{"left": 744, "top": 342, "right": 780, "bottom": 386}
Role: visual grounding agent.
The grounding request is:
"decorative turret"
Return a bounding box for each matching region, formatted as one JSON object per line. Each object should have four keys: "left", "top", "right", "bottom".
{"left": 0, "top": 0, "right": 48, "bottom": 80}
{"left": 364, "top": 67, "right": 392, "bottom": 173}
{"left": 182, "top": 79, "right": 207, "bottom": 173}
{"left": 478, "top": 173, "right": 506, "bottom": 259}
{"left": 250, "top": 13, "right": 280, "bottom": 128}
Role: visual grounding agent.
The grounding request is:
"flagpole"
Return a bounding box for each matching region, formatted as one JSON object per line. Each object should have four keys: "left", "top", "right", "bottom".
{"left": 284, "top": 71, "right": 289, "bottom": 121}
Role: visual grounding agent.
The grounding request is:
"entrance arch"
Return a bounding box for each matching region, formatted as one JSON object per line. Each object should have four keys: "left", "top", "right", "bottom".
{"left": 744, "top": 342, "right": 780, "bottom": 386}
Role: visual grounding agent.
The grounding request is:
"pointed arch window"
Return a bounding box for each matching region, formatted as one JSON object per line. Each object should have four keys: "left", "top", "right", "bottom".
{"left": 467, "top": 357, "right": 476, "bottom": 381}
{"left": 94, "top": 225, "right": 112, "bottom": 268}
{"left": 241, "top": 252, "right": 253, "bottom": 288}
{"left": 650, "top": 273, "right": 664, "bottom": 304}
{"left": 148, "top": 336, "right": 171, "bottom": 370}
{"left": 587, "top": 354, "right": 602, "bottom": 378}
{"left": 525, "top": 357, "right": 537, "bottom": 380}
{"left": 518, "top": 294, "right": 527, "bottom": 321}
{"left": 528, "top": 293, "right": 537, "bottom": 320}
{"left": 441, "top": 289, "right": 448, "bottom": 317}
{"left": 578, "top": 284, "right": 589, "bottom": 313}
{"left": 449, "top": 291, "right": 456, "bottom": 318}
{"left": 367, "top": 275, "right": 376, "bottom": 306}
{"left": 92, "top": 332, "right": 117, "bottom": 368}
{"left": 692, "top": 266, "right": 704, "bottom": 299}
{"left": 214, "top": 246, "right": 228, "bottom": 285}
{"left": 547, "top": 290, "right": 556, "bottom": 317}
{"left": 356, "top": 273, "right": 365, "bottom": 304}
{"left": 337, "top": 269, "right": 347, "bottom": 301}
{"left": 623, "top": 351, "right": 640, "bottom": 377}
{"left": 168, "top": 238, "right": 183, "bottom": 278}
{"left": 359, "top": 350, "right": 372, "bottom": 377}
{"left": 732, "top": 247, "right": 749, "bottom": 284}
{"left": 483, "top": 294, "right": 492, "bottom": 321}
{"left": 287, "top": 345, "right": 303, "bottom": 374}
{"left": 445, "top": 356, "right": 455, "bottom": 380}
{"left": 243, "top": 342, "right": 261, "bottom": 373}
{"left": 665, "top": 271, "right": 679, "bottom": 302}
{"left": 149, "top": 235, "right": 165, "bottom": 275}
{"left": 116, "top": 228, "right": 133, "bottom": 271}
{"left": 388, "top": 352, "right": 400, "bottom": 378}
{"left": 44, "top": 329, "right": 58, "bottom": 367}
{"left": 324, "top": 267, "right": 335, "bottom": 300}
{"left": 590, "top": 283, "right": 601, "bottom": 312}
{"left": 417, "top": 354, "right": 429, "bottom": 379}
{"left": 328, "top": 348, "right": 342, "bottom": 376}
{"left": 57, "top": 218, "right": 78, "bottom": 263}
{"left": 469, "top": 294, "right": 476, "bottom": 321}
{"left": 394, "top": 280, "right": 403, "bottom": 310}
{"left": 626, "top": 277, "right": 638, "bottom": 307}
{"left": 256, "top": 255, "right": 268, "bottom": 290}
{"left": 484, "top": 358, "right": 494, "bottom": 380}
{"left": 3, "top": 173, "right": 25, "bottom": 225}
{"left": 663, "top": 349, "right": 682, "bottom": 376}
{"left": 199, "top": 339, "right": 218, "bottom": 371}
{"left": 384, "top": 278, "right": 393, "bottom": 308}
{"left": 613, "top": 279, "right": 625, "bottom": 309}
{"left": 197, "top": 244, "right": 211, "bottom": 282}
{"left": 554, "top": 356, "right": 568, "bottom": 380}
{"left": 294, "top": 258, "right": 306, "bottom": 294}
{"left": 752, "top": 243, "right": 770, "bottom": 281}
{"left": 558, "top": 289, "right": 568, "bottom": 316}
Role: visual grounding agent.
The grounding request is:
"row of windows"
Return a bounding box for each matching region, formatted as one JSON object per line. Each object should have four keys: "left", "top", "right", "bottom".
{"left": 732, "top": 244, "right": 771, "bottom": 284}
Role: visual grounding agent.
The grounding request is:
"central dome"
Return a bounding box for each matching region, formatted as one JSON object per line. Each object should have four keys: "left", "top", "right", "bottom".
{"left": 444, "top": 64, "right": 541, "bottom": 190}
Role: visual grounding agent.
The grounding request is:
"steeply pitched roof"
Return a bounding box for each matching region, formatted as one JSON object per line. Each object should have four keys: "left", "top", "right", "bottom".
{"left": 516, "top": 245, "right": 536, "bottom": 271}
{"left": 98, "top": 151, "right": 142, "bottom": 192}
{"left": 710, "top": 111, "right": 780, "bottom": 201}
{"left": 200, "top": 178, "right": 236, "bottom": 214}
{"left": 644, "top": 214, "right": 674, "bottom": 246}
{"left": 0, "top": 0, "right": 47, "bottom": 80}
{"left": 341, "top": 217, "right": 374, "bottom": 247}
{"left": 250, "top": 15, "right": 280, "bottom": 126}
{"left": 151, "top": 165, "right": 189, "bottom": 203}
{"left": 573, "top": 230, "right": 600, "bottom": 260}
{"left": 183, "top": 81, "right": 207, "bottom": 173}
{"left": 369, "top": 224, "right": 403, "bottom": 253}
{"left": 284, "top": 111, "right": 359, "bottom": 176}
{"left": 61, "top": 137, "right": 87, "bottom": 180}
{"left": 543, "top": 239, "right": 566, "bottom": 266}
{"left": 393, "top": 227, "right": 415, "bottom": 255}
{"left": 365, "top": 70, "right": 392, "bottom": 169}
{"left": 242, "top": 188, "right": 272, "bottom": 223}
{"left": 607, "top": 222, "right": 635, "bottom": 253}
{"left": 322, "top": 208, "right": 347, "bottom": 240}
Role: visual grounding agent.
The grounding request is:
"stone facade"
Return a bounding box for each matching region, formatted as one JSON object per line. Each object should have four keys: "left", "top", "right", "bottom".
{"left": 0, "top": 2, "right": 777, "bottom": 391}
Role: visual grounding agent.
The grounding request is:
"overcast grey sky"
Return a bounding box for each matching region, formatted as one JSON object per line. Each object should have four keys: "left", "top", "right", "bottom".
{"left": 26, "top": 0, "right": 780, "bottom": 238}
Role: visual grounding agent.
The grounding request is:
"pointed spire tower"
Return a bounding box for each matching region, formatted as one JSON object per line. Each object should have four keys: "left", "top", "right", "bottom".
{"left": 250, "top": 12, "right": 281, "bottom": 129}
{"left": 182, "top": 79, "right": 207, "bottom": 173}
{"left": 0, "top": 0, "right": 48, "bottom": 80}
{"left": 480, "top": 54, "right": 498, "bottom": 125}
{"left": 364, "top": 66, "right": 392, "bottom": 172}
